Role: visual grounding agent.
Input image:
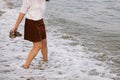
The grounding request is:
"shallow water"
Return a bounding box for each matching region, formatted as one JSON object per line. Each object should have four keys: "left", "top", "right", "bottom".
{"left": 47, "top": 0, "right": 120, "bottom": 79}
{"left": 0, "top": 0, "right": 120, "bottom": 79}
{"left": 4, "top": 0, "right": 21, "bottom": 9}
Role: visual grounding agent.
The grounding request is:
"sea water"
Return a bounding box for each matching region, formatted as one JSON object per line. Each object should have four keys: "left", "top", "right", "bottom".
{"left": 47, "top": 0, "right": 120, "bottom": 79}
{"left": 0, "top": 0, "right": 120, "bottom": 80}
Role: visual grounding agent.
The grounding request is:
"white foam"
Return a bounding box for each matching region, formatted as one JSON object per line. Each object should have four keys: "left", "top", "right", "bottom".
{"left": 0, "top": 1, "right": 116, "bottom": 80}
{"left": 0, "top": 0, "right": 7, "bottom": 9}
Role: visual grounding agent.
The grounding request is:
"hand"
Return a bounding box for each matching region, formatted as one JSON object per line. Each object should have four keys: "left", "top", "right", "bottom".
{"left": 11, "top": 27, "right": 18, "bottom": 32}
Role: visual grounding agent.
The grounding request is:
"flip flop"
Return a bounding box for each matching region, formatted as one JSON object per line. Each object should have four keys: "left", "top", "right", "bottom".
{"left": 9, "top": 30, "right": 22, "bottom": 39}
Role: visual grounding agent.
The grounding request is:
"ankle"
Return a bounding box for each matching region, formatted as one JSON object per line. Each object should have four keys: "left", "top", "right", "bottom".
{"left": 43, "top": 60, "right": 48, "bottom": 62}
{"left": 23, "top": 65, "right": 29, "bottom": 69}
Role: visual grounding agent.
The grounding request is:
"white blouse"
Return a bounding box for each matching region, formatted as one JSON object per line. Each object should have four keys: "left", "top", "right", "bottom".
{"left": 20, "top": 0, "right": 46, "bottom": 20}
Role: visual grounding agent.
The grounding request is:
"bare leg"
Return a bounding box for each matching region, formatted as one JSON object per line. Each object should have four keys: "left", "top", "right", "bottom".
{"left": 24, "top": 42, "right": 42, "bottom": 69}
{"left": 41, "top": 39, "right": 48, "bottom": 62}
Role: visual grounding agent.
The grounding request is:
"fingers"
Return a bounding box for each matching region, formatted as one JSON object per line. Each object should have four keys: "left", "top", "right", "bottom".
{"left": 11, "top": 27, "right": 18, "bottom": 32}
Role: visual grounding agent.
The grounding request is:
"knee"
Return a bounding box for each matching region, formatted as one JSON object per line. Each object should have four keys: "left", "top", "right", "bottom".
{"left": 33, "top": 42, "right": 42, "bottom": 50}
{"left": 35, "top": 45, "right": 41, "bottom": 50}
{"left": 42, "top": 39, "right": 47, "bottom": 47}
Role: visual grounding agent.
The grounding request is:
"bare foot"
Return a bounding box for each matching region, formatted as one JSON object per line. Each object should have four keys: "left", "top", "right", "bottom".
{"left": 23, "top": 65, "right": 29, "bottom": 69}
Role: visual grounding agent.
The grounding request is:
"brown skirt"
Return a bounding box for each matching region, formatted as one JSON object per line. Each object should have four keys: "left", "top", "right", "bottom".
{"left": 24, "top": 18, "right": 47, "bottom": 42}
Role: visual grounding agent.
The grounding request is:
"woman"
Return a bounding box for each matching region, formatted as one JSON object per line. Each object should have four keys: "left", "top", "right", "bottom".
{"left": 11, "top": 0, "right": 49, "bottom": 69}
